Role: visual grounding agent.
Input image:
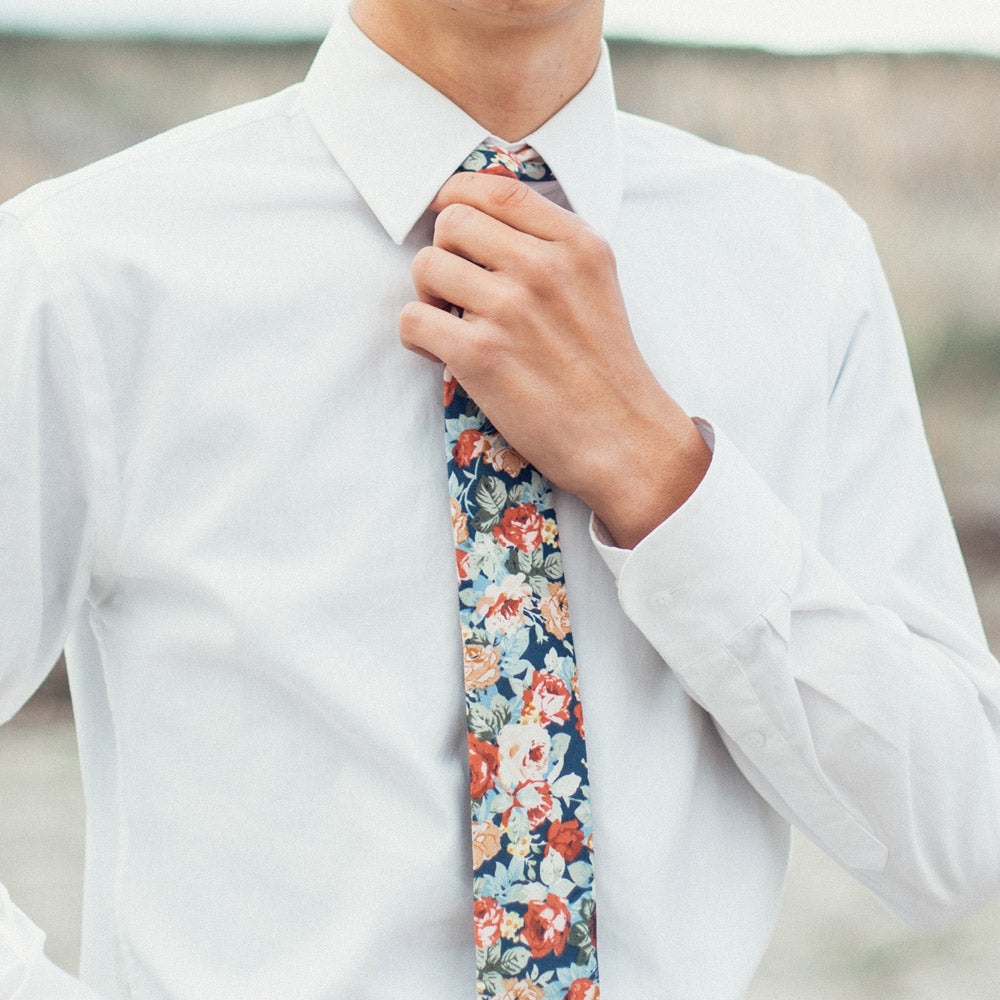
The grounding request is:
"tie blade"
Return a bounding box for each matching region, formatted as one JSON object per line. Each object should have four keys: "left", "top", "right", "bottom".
{"left": 444, "top": 143, "right": 598, "bottom": 998}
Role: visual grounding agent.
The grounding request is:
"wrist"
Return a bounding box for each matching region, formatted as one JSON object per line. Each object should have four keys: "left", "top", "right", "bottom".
{"left": 583, "top": 412, "right": 712, "bottom": 550}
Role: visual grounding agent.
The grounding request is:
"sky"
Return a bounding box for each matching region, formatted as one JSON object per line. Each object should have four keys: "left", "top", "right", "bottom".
{"left": 1, "top": 0, "right": 999, "bottom": 55}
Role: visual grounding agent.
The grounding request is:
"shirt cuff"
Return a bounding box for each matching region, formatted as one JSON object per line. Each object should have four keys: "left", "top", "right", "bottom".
{"left": 589, "top": 418, "right": 716, "bottom": 575}
{"left": 589, "top": 421, "right": 801, "bottom": 669}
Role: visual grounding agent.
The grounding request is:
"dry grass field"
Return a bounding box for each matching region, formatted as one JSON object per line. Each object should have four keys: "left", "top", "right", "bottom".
{"left": 1, "top": 31, "right": 999, "bottom": 998}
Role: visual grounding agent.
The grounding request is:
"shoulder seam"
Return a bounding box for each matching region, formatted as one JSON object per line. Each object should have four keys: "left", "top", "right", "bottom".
{"left": 5, "top": 90, "right": 303, "bottom": 220}
{"left": 1, "top": 211, "right": 121, "bottom": 589}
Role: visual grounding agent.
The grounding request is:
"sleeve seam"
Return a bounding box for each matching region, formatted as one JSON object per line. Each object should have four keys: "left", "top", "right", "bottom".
{"left": 3, "top": 211, "right": 120, "bottom": 600}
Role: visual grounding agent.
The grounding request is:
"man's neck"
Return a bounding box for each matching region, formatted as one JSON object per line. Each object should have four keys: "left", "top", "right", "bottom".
{"left": 350, "top": 0, "right": 604, "bottom": 141}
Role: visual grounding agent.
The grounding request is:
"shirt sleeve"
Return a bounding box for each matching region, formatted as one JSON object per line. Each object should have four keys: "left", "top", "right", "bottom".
{"left": 0, "top": 212, "right": 111, "bottom": 999}
{"left": 591, "top": 218, "right": 1000, "bottom": 930}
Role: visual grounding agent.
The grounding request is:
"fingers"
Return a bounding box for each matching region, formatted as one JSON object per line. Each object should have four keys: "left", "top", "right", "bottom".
{"left": 411, "top": 244, "right": 508, "bottom": 317}
{"left": 432, "top": 202, "right": 527, "bottom": 274}
{"left": 430, "top": 174, "right": 611, "bottom": 289}
{"left": 399, "top": 299, "right": 472, "bottom": 368}
{"left": 431, "top": 171, "right": 575, "bottom": 242}
{"left": 403, "top": 170, "right": 600, "bottom": 380}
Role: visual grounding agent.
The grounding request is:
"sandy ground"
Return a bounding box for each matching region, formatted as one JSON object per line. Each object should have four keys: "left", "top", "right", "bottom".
{"left": 2, "top": 693, "right": 999, "bottom": 998}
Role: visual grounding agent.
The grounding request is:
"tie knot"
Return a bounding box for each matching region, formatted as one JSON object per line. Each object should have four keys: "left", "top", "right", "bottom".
{"left": 455, "top": 142, "right": 555, "bottom": 183}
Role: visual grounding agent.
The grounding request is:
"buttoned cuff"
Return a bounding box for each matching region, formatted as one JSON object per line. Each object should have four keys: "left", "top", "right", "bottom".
{"left": 590, "top": 421, "right": 800, "bottom": 669}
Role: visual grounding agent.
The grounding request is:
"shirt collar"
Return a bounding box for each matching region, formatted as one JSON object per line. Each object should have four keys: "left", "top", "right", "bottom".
{"left": 301, "top": 4, "right": 623, "bottom": 246}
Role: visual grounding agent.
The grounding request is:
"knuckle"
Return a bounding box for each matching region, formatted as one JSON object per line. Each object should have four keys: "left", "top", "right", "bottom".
{"left": 411, "top": 245, "right": 439, "bottom": 284}
{"left": 577, "top": 228, "right": 615, "bottom": 270}
{"left": 523, "top": 271, "right": 554, "bottom": 301}
{"left": 398, "top": 301, "right": 425, "bottom": 344}
{"left": 469, "top": 323, "right": 506, "bottom": 370}
{"left": 545, "top": 248, "right": 574, "bottom": 285}
{"left": 434, "top": 202, "right": 473, "bottom": 240}
{"left": 494, "top": 278, "right": 529, "bottom": 321}
{"left": 488, "top": 177, "right": 531, "bottom": 210}
{"left": 521, "top": 242, "right": 550, "bottom": 275}
{"left": 522, "top": 246, "right": 568, "bottom": 293}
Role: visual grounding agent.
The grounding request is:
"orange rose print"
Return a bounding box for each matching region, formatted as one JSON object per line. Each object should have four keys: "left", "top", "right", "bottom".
{"left": 470, "top": 821, "right": 502, "bottom": 870}
{"left": 546, "top": 818, "right": 585, "bottom": 863}
{"left": 468, "top": 733, "right": 499, "bottom": 800}
{"left": 464, "top": 643, "right": 501, "bottom": 690}
{"left": 539, "top": 581, "right": 571, "bottom": 641}
{"left": 451, "top": 496, "right": 469, "bottom": 545}
{"left": 484, "top": 440, "right": 529, "bottom": 477}
{"left": 520, "top": 894, "right": 572, "bottom": 959}
{"left": 493, "top": 503, "right": 544, "bottom": 552}
{"left": 522, "top": 672, "right": 571, "bottom": 726}
{"left": 495, "top": 981, "right": 545, "bottom": 1000}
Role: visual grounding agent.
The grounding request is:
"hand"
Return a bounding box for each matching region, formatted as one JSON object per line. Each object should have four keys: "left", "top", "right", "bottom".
{"left": 400, "top": 172, "right": 710, "bottom": 549}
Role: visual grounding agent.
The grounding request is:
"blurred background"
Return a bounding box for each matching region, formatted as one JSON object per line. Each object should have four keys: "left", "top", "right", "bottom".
{"left": 1, "top": 1, "right": 998, "bottom": 997}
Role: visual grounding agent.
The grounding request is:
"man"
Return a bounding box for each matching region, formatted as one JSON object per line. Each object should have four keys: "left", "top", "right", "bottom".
{"left": 1, "top": 0, "right": 998, "bottom": 997}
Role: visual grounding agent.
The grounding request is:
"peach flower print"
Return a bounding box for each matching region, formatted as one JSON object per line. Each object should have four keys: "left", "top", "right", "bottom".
{"left": 471, "top": 821, "right": 502, "bottom": 869}
{"left": 494, "top": 982, "right": 544, "bottom": 1000}
{"left": 538, "top": 582, "right": 571, "bottom": 641}
{"left": 464, "top": 643, "right": 501, "bottom": 691}
{"left": 451, "top": 496, "right": 469, "bottom": 545}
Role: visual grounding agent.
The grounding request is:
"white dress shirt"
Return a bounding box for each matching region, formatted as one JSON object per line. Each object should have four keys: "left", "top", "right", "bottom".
{"left": 2, "top": 6, "right": 999, "bottom": 999}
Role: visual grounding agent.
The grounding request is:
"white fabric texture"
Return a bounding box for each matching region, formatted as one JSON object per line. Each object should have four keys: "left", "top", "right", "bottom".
{"left": 1, "top": 5, "right": 999, "bottom": 998}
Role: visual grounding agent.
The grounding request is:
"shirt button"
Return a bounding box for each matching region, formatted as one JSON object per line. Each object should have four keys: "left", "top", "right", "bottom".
{"left": 648, "top": 590, "right": 673, "bottom": 611}
{"left": 743, "top": 730, "right": 767, "bottom": 750}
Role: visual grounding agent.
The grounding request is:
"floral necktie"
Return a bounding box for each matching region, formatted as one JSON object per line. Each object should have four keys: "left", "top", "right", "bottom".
{"left": 445, "top": 143, "right": 600, "bottom": 1000}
